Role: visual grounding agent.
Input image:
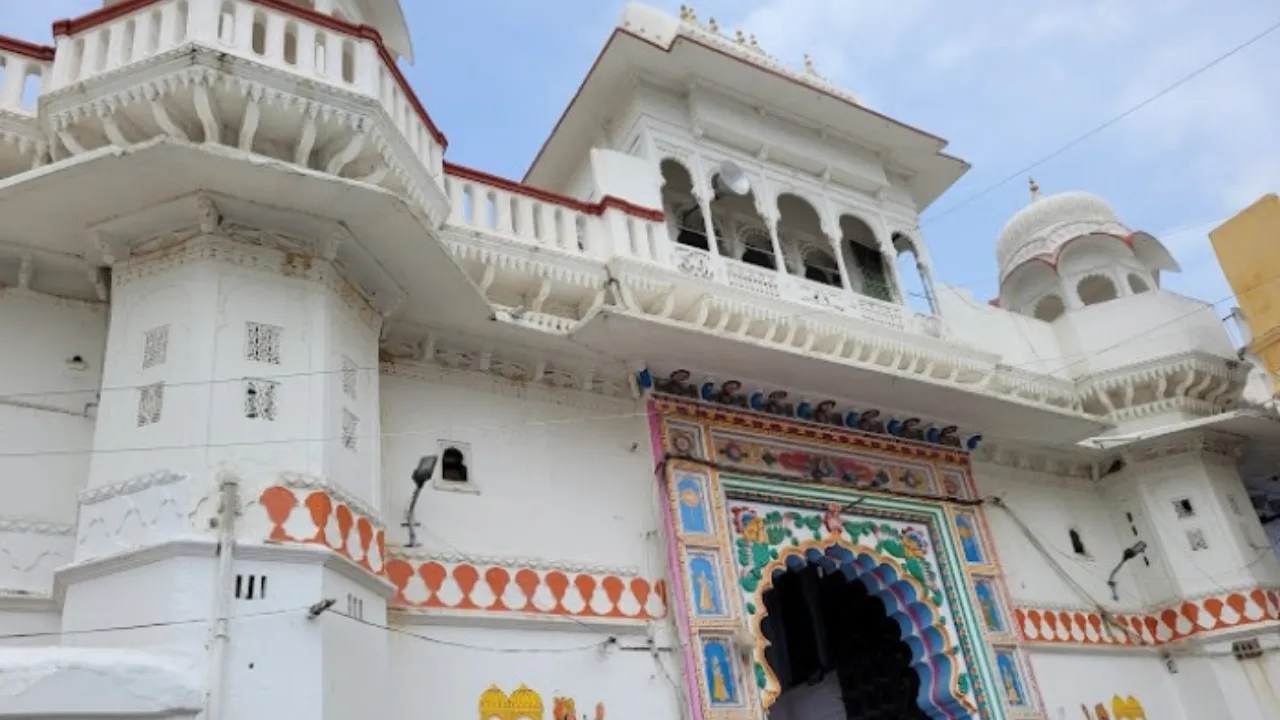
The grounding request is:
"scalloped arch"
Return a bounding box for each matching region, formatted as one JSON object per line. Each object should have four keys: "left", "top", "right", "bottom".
{"left": 752, "top": 540, "right": 976, "bottom": 720}
{"left": 1000, "top": 231, "right": 1179, "bottom": 289}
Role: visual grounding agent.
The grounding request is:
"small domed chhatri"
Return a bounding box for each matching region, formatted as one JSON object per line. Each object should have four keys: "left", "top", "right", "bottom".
{"left": 996, "top": 178, "right": 1128, "bottom": 280}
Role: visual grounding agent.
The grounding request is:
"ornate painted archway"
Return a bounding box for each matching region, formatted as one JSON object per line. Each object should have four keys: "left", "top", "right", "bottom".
{"left": 649, "top": 395, "right": 1042, "bottom": 720}
{"left": 751, "top": 541, "right": 974, "bottom": 719}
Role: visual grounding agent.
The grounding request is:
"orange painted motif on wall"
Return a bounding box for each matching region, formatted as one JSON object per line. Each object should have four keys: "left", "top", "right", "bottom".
{"left": 260, "top": 485, "right": 386, "bottom": 575}
{"left": 385, "top": 557, "right": 667, "bottom": 621}
{"left": 1015, "top": 587, "right": 1280, "bottom": 647}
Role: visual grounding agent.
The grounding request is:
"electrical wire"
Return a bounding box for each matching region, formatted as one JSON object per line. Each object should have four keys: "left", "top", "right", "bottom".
{"left": 328, "top": 608, "right": 616, "bottom": 654}
{"left": 0, "top": 264, "right": 1276, "bottom": 464}
{"left": 0, "top": 222, "right": 1266, "bottom": 418}
{"left": 920, "top": 17, "right": 1280, "bottom": 227}
{"left": 0, "top": 604, "right": 310, "bottom": 641}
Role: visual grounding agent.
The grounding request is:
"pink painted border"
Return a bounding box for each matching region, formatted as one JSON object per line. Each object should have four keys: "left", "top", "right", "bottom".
{"left": 648, "top": 399, "right": 705, "bottom": 720}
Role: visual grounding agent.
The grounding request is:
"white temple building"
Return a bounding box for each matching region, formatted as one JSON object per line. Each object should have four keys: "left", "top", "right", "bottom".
{"left": 2, "top": 2, "right": 1280, "bottom": 719}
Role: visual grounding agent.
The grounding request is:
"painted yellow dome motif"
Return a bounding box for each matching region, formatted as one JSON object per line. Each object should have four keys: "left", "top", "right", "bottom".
{"left": 1111, "top": 695, "right": 1146, "bottom": 720}
{"left": 479, "top": 686, "right": 511, "bottom": 720}
{"left": 510, "top": 685, "right": 545, "bottom": 718}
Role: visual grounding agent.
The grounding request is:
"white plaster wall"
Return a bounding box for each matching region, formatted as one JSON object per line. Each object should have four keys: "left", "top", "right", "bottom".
{"left": 1027, "top": 648, "right": 1186, "bottom": 720}
{"left": 1171, "top": 650, "right": 1280, "bottom": 720}
{"left": 379, "top": 368, "right": 659, "bottom": 571}
{"left": 223, "top": 558, "right": 326, "bottom": 720}
{"left": 0, "top": 291, "right": 105, "bottom": 523}
{"left": 0, "top": 609, "right": 59, "bottom": 648}
{"left": 973, "top": 463, "right": 1146, "bottom": 608}
{"left": 387, "top": 624, "right": 684, "bottom": 720}
{"left": 935, "top": 285, "right": 1062, "bottom": 372}
{"left": 92, "top": 244, "right": 383, "bottom": 513}
{"left": 320, "top": 570, "right": 389, "bottom": 720}
{"left": 1054, "top": 291, "right": 1234, "bottom": 380}
{"left": 1116, "top": 457, "right": 1280, "bottom": 604}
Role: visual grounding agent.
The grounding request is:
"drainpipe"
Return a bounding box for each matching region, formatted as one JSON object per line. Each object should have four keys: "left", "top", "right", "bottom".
{"left": 205, "top": 472, "right": 239, "bottom": 720}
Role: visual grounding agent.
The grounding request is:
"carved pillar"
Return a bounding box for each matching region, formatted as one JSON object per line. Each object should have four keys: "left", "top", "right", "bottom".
{"left": 690, "top": 154, "right": 721, "bottom": 259}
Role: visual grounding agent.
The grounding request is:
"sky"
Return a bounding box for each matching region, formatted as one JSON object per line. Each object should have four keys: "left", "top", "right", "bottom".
{"left": 11, "top": 0, "right": 1280, "bottom": 312}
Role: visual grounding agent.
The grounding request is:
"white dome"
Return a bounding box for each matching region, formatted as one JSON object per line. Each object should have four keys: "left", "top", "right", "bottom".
{"left": 996, "top": 187, "right": 1126, "bottom": 278}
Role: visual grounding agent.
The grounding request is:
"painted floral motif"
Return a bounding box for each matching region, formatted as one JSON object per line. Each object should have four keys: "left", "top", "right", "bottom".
{"left": 728, "top": 503, "right": 945, "bottom": 613}
{"left": 713, "top": 434, "right": 955, "bottom": 499}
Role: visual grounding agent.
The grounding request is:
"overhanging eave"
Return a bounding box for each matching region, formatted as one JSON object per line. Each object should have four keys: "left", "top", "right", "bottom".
{"left": 570, "top": 307, "right": 1112, "bottom": 444}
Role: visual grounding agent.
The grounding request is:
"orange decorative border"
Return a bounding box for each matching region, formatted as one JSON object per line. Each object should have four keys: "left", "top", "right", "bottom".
{"left": 1014, "top": 587, "right": 1280, "bottom": 647}
{"left": 383, "top": 556, "right": 668, "bottom": 621}
{"left": 260, "top": 485, "right": 386, "bottom": 575}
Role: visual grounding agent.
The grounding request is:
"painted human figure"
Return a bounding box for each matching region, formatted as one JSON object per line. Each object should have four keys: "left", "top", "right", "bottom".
{"left": 696, "top": 567, "right": 717, "bottom": 614}
{"left": 975, "top": 582, "right": 1003, "bottom": 632}
{"left": 711, "top": 654, "right": 731, "bottom": 702}
{"left": 956, "top": 515, "right": 984, "bottom": 564}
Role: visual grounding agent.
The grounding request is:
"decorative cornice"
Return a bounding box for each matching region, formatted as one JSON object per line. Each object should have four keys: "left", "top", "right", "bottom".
{"left": 112, "top": 233, "right": 382, "bottom": 332}
{"left": 389, "top": 547, "right": 644, "bottom": 579}
{"left": 0, "top": 286, "right": 107, "bottom": 311}
{"left": 1014, "top": 586, "right": 1280, "bottom": 649}
{"left": 1122, "top": 430, "right": 1244, "bottom": 466}
{"left": 278, "top": 472, "right": 382, "bottom": 530}
{"left": 379, "top": 339, "right": 638, "bottom": 413}
{"left": 971, "top": 440, "right": 1096, "bottom": 480}
{"left": 78, "top": 470, "right": 186, "bottom": 506}
{"left": 0, "top": 517, "right": 75, "bottom": 536}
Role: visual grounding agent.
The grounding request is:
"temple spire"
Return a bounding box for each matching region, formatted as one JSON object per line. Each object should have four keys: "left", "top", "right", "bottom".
{"left": 1028, "top": 177, "right": 1042, "bottom": 202}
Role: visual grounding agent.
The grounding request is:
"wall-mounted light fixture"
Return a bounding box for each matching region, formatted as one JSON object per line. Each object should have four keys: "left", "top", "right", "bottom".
{"left": 1107, "top": 541, "right": 1147, "bottom": 602}
{"left": 403, "top": 455, "right": 438, "bottom": 548}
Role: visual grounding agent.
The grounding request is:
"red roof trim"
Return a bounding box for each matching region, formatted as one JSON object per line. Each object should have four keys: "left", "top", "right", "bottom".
{"left": 522, "top": 27, "right": 952, "bottom": 184}
{"left": 1000, "top": 232, "right": 1142, "bottom": 288}
{"left": 0, "top": 36, "right": 55, "bottom": 62}
{"left": 445, "top": 161, "right": 665, "bottom": 222}
{"left": 50, "top": 0, "right": 446, "bottom": 148}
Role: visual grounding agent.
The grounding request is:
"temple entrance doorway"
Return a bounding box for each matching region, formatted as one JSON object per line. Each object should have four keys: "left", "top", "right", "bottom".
{"left": 763, "top": 561, "right": 926, "bottom": 720}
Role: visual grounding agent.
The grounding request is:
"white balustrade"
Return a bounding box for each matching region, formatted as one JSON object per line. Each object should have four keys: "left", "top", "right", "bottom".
{"left": 724, "top": 258, "right": 781, "bottom": 298}
{"left": 444, "top": 172, "right": 596, "bottom": 257}
{"left": 46, "top": 0, "right": 442, "bottom": 177}
{"left": 0, "top": 45, "right": 50, "bottom": 116}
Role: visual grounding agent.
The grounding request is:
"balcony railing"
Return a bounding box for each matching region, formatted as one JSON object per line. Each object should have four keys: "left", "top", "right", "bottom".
{"left": 670, "top": 244, "right": 944, "bottom": 336}
{"left": 0, "top": 38, "right": 52, "bottom": 117}
{"left": 46, "top": 0, "right": 444, "bottom": 177}
{"left": 443, "top": 163, "right": 668, "bottom": 262}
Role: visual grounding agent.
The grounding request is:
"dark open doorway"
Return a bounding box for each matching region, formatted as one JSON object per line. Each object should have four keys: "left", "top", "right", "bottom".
{"left": 762, "top": 562, "right": 926, "bottom": 720}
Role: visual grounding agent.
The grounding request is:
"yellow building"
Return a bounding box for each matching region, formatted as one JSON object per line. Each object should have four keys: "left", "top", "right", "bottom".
{"left": 1210, "top": 194, "right": 1280, "bottom": 383}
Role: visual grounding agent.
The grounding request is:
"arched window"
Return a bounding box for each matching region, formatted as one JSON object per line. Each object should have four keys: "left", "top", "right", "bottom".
{"left": 1032, "top": 294, "right": 1066, "bottom": 322}
{"left": 739, "top": 228, "right": 776, "bottom": 270}
{"left": 673, "top": 206, "right": 714, "bottom": 251}
{"left": 776, "top": 194, "right": 831, "bottom": 280}
{"left": 803, "top": 247, "right": 841, "bottom": 287}
{"left": 841, "top": 215, "right": 890, "bottom": 301}
{"left": 659, "top": 159, "right": 713, "bottom": 251}
{"left": 1077, "top": 275, "right": 1118, "bottom": 306}
{"left": 1127, "top": 273, "right": 1150, "bottom": 294}
{"left": 893, "top": 232, "right": 936, "bottom": 314}
{"left": 440, "top": 447, "right": 468, "bottom": 482}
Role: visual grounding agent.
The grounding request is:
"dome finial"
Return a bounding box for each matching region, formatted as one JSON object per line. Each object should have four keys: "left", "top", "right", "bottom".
{"left": 1028, "top": 177, "right": 1041, "bottom": 201}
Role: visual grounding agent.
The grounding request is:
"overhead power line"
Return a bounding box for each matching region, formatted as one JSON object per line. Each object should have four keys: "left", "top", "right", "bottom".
{"left": 923, "top": 16, "right": 1280, "bottom": 226}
